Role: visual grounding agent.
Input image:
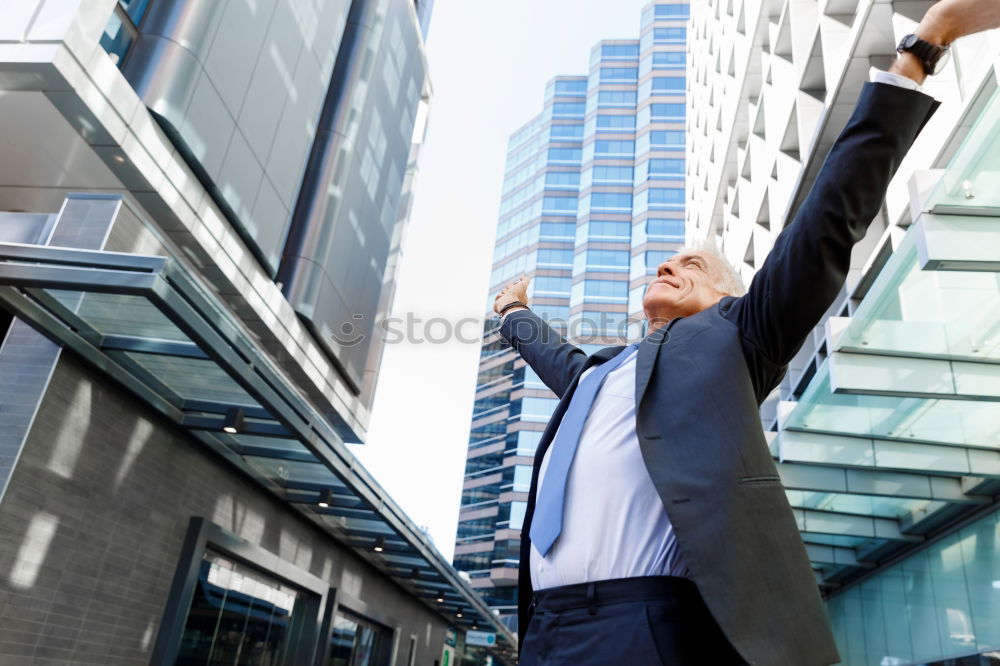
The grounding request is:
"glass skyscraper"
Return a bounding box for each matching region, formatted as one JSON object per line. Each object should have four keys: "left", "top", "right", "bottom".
{"left": 454, "top": 1, "right": 690, "bottom": 630}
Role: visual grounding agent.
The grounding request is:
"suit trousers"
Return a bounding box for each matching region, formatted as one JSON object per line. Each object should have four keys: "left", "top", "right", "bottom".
{"left": 519, "top": 576, "right": 747, "bottom": 666}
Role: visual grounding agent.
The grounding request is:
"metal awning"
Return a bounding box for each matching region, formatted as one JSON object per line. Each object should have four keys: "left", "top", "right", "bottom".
{"left": 0, "top": 241, "right": 517, "bottom": 658}
{"left": 773, "top": 84, "right": 1000, "bottom": 588}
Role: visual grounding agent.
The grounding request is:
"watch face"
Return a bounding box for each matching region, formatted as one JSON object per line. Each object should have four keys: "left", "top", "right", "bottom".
{"left": 901, "top": 33, "right": 919, "bottom": 50}
{"left": 931, "top": 47, "right": 951, "bottom": 75}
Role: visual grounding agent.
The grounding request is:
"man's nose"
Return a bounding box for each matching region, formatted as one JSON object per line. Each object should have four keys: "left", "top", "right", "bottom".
{"left": 657, "top": 262, "right": 674, "bottom": 277}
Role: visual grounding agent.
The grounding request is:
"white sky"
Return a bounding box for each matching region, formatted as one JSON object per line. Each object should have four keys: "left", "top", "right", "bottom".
{"left": 348, "top": 0, "right": 650, "bottom": 562}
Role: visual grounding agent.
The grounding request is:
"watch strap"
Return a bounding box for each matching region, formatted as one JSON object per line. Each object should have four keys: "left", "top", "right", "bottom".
{"left": 498, "top": 301, "right": 529, "bottom": 317}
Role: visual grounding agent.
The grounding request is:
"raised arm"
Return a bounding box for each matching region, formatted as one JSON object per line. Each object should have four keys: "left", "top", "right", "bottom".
{"left": 721, "top": 82, "right": 937, "bottom": 365}
{"left": 722, "top": 0, "right": 1000, "bottom": 366}
{"left": 494, "top": 277, "right": 587, "bottom": 397}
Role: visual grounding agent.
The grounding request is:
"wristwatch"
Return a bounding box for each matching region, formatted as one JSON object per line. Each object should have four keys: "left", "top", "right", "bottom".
{"left": 896, "top": 33, "right": 950, "bottom": 76}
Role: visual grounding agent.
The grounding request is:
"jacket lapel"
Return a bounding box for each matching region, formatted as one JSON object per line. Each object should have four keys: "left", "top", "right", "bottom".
{"left": 635, "top": 322, "right": 669, "bottom": 404}
{"left": 635, "top": 309, "right": 717, "bottom": 404}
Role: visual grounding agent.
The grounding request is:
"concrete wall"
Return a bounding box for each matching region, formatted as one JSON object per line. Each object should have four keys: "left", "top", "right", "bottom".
{"left": 0, "top": 353, "right": 448, "bottom": 665}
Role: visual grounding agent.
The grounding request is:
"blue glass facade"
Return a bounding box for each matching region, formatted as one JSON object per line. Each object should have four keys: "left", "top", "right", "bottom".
{"left": 454, "top": 1, "right": 690, "bottom": 628}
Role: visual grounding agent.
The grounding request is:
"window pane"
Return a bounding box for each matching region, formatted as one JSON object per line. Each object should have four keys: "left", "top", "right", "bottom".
{"left": 655, "top": 5, "right": 690, "bottom": 18}
{"left": 647, "top": 218, "right": 685, "bottom": 239}
{"left": 598, "top": 90, "right": 638, "bottom": 107}
{"left": 651, "top": 103, "right": 686, "bottom": 119}
{"left": 596, "top": 115, "right": 636, "bottom": 130}
{"left": 554, "top": 79, "right": 588, "bottom": 94}
{"left": 592, "top": 166, "right": 633, "bottom": 183}
{"left": 329, "top": 610, "right": 393, "bottom": 666}
{"left": 588, "top": 220, "right": 630, "bottom": 239}
{"left": 652, "top": 52, "right": 687, "bottom": 68}
{"left": 654, "top": 27, "right": 686, "bottom": 42}
{"left": 545, "top": 171, "right": 580, "bottom": 188}
{"left": 652, "top": 77, "right": 685, "bottom": 92}
{"left": 650, "top": 130, "right": 685, "bottom": 146}
{"left": 552, "top": 102, "right": 586, "bottom": 116}
{"left": 600, "top": 67, "right": 639, "bottom": 82}
{"left": 177, "top": 552, "right": 302, "bottom": 666}
{"left": 601, "top": 44, "right": 640, "bottom": 58}
{"left": 550, "top": 124, "right": 584, "bottom": 140}
{"left": 587, "top": 250, "right": 630, "bottom": 269}
{"left": 539, "top": 222, "right": 576, "bottom": 239}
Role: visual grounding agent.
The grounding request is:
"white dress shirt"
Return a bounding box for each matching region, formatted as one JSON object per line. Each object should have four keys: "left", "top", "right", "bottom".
{"left": 524, "top": 68, "right": 922, "bottom": 591}
{"left": 530, "top": 348, "right": 690, "bottom": 589}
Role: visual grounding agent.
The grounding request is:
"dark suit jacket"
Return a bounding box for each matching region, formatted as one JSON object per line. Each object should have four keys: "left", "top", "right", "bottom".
{"left": 499, "top": 82, "right": 938, "bottom": 666}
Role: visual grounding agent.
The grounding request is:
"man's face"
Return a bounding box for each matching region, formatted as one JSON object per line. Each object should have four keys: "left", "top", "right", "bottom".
{"left": 642, "top": 250, "right": 728, "bottom": 324}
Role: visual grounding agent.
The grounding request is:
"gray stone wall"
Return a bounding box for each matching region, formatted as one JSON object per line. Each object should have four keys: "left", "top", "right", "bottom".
{"left": 0, "top": 353, "right": 447, "bottom": 665}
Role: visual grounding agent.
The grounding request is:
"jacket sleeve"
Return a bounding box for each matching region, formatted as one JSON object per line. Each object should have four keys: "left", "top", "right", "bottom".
{"left": 498, "top": 309, "right": 587, "bottom": 398}
{"left": 722, "top": 82, "right": 939, "bottom": 367}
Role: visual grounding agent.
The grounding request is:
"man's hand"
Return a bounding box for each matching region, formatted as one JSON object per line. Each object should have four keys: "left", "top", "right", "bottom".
{"left": 494, "top": 276, "right": 530, "bottom": 316}
{"left": 891, "top": 0, "right": 1000, "bottom": 84}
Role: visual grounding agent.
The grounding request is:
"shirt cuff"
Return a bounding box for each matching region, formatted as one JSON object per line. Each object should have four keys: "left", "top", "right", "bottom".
{"left": 870, "top": 67, "right": 921, "bottom": 91}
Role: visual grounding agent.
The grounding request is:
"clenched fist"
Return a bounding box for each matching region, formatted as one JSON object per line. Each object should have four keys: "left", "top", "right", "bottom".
{"left": 494, "top": 276, "right": 531, "bottom": 316}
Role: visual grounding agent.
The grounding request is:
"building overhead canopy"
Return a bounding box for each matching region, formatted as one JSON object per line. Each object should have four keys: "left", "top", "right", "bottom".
{"left": 0, "top": 226, "right": 517, "bottom": 661}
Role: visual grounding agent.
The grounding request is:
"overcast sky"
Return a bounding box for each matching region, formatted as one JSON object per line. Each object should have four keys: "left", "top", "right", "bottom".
{"left": 348, "top": 0, "right": 650, "bottom": 562}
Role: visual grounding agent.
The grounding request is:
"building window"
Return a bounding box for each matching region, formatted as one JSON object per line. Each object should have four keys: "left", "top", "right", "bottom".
{"left": 554, "top": 79, "right": 588, "bottom": 95}
{"left": 328, "top": 610, "right": 393, "bottom": 666}
{"left": 592, "top": 166, "right": 634, "bottom": 183}
{"left": 550, "top": 124, "right": 584, "bottom": 140}
{"left": 533, "top": 276, "right": 572, "bottom": 294}
{"left": 647, "top": 218, "right": 685, "bottom": 240}
{"left": 547, "top": 147, "right": 582, "bottom": 164}
{"left": 601, "top": 44, "right": 640, "bottom": 59}
{"left": 99, "top": 0, "right": 153, "bottom": 68}
{"left": 174, "top": 551, "right": 305, "bottom": 665}
{"left": 654, "top": 27, "right": 686, "bottom": 43}
{"left": 545, "top": 171, "right": 581, "bottom": 188}
{"left": 651, "top": 103, "right": 686, "bottom": 120}
{"left": 596, "top": 115, "right": 637, "bottom": 131}
{"left": 539, "top": 222, "right": 576, "bottom": 239}
{"left": 584, "top": 279, "right": 628, "bottom": 301}
{"left": 598, "top": 90, "right": 638, "bottom": 107}
{"left": 586, "top": 249, "right": 630, "bottom": 270}
{"left": 649, "top": 130, "right": 685, "bottom": 146}
{"left": 600, "top": 67, "right": 639, "bottom": 82}
{"left": 589, "top": 220, "right": 631, "bottom": 239}
{"left": 595, "top": 140, "right": 635, "bottom": 156}
{"left": 652, "top": 52, "right": 686, "bottom": 69}
{"left": 652, "top": 77, "right": 685, "bottom": 92}
{"left": 552, "top": 102, "right": 586, "bottom": 117}
{"left": 655, "top": 4, "right": 691, "bottom": 19}
{"left": 587, "top": 192, "right": 633, "bottom": 212}
{"left": 542, "top": 196, "right": 578, "bottom": 214}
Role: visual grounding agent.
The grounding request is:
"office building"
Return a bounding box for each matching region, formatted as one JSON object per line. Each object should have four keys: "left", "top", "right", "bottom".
{"left": 689, "top": 0, "right": 1000, "bottom": 663}
{"left": 0, "top": 1, "right": 517, "bottom": 664}
{"left": 454, "top": 1, "right": 691, "bottom": 630}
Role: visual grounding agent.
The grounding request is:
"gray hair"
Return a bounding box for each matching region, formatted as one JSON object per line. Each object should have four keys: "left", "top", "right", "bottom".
{"left": 680, "top": 239, "right": 746, "bottom": 297}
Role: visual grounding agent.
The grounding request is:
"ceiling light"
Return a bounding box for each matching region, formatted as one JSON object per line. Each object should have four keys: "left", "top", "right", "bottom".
{"left": 373, "top": 536, "right": 386, "bottom": 553}
{"left": 317, "top": 489, "right": 335, "bottom": 509}
{"left": 436, "top": 592, "right": 445, "bottom": 603}
{"left": 222, "top": 407, "right": 244, "bottom": 434}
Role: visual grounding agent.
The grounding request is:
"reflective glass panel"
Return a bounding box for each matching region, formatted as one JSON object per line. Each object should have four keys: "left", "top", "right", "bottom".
{"left": 176, "top": 551, "right": 301, "bottom": 666}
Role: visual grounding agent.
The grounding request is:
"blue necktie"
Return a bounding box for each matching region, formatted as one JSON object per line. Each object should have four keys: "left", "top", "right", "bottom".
{"left": 530, "top": 344, "right": 639, "bottom": 557}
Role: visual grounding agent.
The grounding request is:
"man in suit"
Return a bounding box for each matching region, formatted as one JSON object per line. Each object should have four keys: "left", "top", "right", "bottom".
{"left": 491, "top": 1, "right": 1000, "bottom": 664}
